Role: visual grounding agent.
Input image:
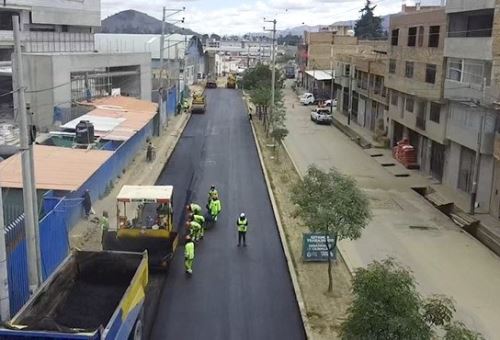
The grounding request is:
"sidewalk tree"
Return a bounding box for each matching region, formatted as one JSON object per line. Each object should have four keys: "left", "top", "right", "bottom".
{"left": 354, "top": 0, "right": 384, "bottom": 40}
{"left": 291, "top": 166, "right": 371, "bottom": 292}
{"left": 340, "top": 259, "right": 484, "bottom": 340}
{"left": 269, "top": 101, "right": 288, "bottom": 157}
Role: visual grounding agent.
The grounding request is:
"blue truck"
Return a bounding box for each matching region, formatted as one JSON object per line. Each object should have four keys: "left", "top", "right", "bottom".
{"left": 0, "top": 250, "right": 148, "bottom": 340}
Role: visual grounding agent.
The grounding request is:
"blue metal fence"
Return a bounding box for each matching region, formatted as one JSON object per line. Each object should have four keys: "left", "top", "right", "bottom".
{"left": 5, "top": 215, "right": 30, "bottom": 314}
{"left": 4, "top": 118, "right": 154, "bottom": 314}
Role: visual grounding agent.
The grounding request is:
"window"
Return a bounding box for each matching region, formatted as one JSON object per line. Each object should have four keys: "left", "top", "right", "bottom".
{"left": 405, "top": 61, "right": 414, "bottom": 78}
{"left": 418, "top": 26, "right": 424, "bottom": 47}
{"left": 391, "top": 91, "right": 398, "bottom": 106}
{"left": 344, "top": 64, "right": 351, "bottom": 77}
{"left": 391, "top": 29, "right": 399, "bottom": 46}
{"left": 430, "top": 102, "right": 440, "bottom": 123}
{"left": 425, "top": 64, "right": 437, "bottom": 84}
{"left": 429, "top": 26, "right": 440, "bottom": 47}
{"left": 446, "top": 58, "right": 492, "bottom": 86}
{"left": 408, "top": 27, "right": 417, "bottom": 46}
{"left": 416, "top": 100, "right": 426, "bottom": 130}
{"left": 405, "top": 97, "right": 414, "bottom": 112}
{"left": 389, "top": 59, "right": 396, "bottom": 74}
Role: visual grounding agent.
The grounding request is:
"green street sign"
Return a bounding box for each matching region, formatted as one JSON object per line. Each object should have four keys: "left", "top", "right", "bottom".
{"left": 302, "top": 233, "right": 336, "bottom": 262}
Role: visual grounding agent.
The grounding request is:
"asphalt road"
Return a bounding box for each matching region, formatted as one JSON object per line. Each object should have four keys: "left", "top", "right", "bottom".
{"left": 150, "top": 88, "right": 305, "bottom": 340}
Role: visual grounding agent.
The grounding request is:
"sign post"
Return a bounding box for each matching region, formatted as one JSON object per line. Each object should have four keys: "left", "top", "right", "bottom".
{"left": 302, "top": 233, "right": 336, "bottom": 262}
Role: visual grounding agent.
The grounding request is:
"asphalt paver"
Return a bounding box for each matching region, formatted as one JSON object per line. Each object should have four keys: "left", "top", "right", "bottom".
{"left": 150, "top": 89, "right": 305, "bottom": 340}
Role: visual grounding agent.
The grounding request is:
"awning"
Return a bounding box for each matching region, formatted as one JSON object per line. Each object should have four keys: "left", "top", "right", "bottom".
{"left": 305, "top": 70, "right": 335, "bottom": 81}
{"left": 117, "top": 185, "right": 174, "bottom": 203}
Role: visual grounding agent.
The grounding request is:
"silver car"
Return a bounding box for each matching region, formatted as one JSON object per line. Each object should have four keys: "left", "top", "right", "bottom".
{"left": 310, "top": 107, "right": 333, "bottom": 125}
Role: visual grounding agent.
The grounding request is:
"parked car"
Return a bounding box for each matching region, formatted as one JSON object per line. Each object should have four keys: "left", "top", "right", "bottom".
{"left": 310, "top": 107, "right": 333, "bottom": 125}
{"left": 324, "top": 99, "right": 337, "bottom": 108}
{"left": 299, "top": 93, "right": 315, "bottom": 105}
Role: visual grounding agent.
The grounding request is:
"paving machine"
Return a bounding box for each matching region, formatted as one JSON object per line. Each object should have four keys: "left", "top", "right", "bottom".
{"left": 226, "top": 73, "right": 236, "bottom": 89}
{"left": 191, "top": 93, "right": 206, "bottom": 114}
{"left": 102, "top": 185, "right": 178, "bottom": 269}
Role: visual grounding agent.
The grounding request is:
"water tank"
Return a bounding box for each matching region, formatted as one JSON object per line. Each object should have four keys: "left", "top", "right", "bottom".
{"left": 75, "top": 120, "right": 95, "bottom": 145}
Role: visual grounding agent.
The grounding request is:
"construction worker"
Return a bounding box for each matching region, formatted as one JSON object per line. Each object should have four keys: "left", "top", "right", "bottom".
{"left": 237, "top": 213, "right": 248, "bottom": 247}
{"left": 208, "top": 196, "right": 222, "bottom": 223}
{"left": 184, "top": 236, "right": 195, "bottom": 275}
{"left": 186, "top": 220, "right": 202, "bottom": 242}
{"left": 190, "top": 213, "right": 206, "bottom": 239}
{"left": 186, "top": 202, "right": 202, "bottom": 215}
{"left": 100, "top": 211, "right": 109, "bottom": 244}
{"left": 208, "top": 185, "right": 219, "bottom": 203}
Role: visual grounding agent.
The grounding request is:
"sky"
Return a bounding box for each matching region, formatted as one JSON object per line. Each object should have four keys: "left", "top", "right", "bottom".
{"left": 100, "top": 0, "right": 443, "bottom": 35}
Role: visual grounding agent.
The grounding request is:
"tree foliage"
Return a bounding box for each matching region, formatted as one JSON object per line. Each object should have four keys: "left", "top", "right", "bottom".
{"left": 277, "top": 34, "right": 301, "bottom": 46}
{"left": 354, "top": 0, "right": 384, "bottom": 40}
{"left": 340, "top": 259, "right": 484, "bottom": 340}
{"left": 292, "top": 166, "right": 371, "bottom": 291}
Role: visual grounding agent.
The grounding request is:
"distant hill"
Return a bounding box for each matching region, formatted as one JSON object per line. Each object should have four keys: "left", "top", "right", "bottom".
{"left": 101, "top": 10, "right": 199, "bottom": 36}
{"left": 278, "top": 15, "right": 390, "bottom": 37}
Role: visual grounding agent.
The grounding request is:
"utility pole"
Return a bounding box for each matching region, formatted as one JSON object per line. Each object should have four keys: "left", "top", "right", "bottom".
{"left": 12, "top": 15, "right": 42, "bottom": 290}
{"left": 158, "top": 6, "right": 166, "bottom": 132}
{"left": 347, "top": 59, "right": 354, "bottom": 125}
{"left": 264, "top": 18, "right": 277, "bottom": 123}
{"left": 330, "top": 31, "right": 335, "bottom": 114}
{"left": 0, "top": 188, "right": 10, "bottom": 321}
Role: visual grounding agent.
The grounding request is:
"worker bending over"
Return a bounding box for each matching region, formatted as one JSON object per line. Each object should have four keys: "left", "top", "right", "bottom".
{"left": 237, "top": 213, "right": 248, "bottom": 247}
{"left": 186, "top": 220, "right": 202, "bottom": 242}
{"left": 190, "top": 213, "right": 206, "bottom": 239}
{"left": 184, "top": 236, "right": 195, "bottom": 275}
{"left": 186, "top": 202, "right": 202, "bottom": 215}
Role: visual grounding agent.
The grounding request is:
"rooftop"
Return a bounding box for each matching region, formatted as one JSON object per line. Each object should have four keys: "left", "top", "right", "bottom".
{"left": 305, "top": 70, "right": 335, "bottom": 81}
{"left": 117, "top": 185, "right": 173, "bottom": 203}
{"left": 0, "top": 145, "right": 112, "bottom": 191}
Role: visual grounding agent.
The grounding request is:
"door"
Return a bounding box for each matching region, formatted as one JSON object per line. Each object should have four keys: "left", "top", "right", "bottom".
{"left": 430, "top": 141, "right": 445, "bottom": 181}
{"left": 458, "top": 146, "right": 475, "bottom": 193}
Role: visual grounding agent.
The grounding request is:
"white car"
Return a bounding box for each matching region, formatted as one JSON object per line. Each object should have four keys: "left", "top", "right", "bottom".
{"left": 324, "top": 99, "right": 337, "bottom": 108}
{"left": 299, "top": 93, "right": 315, "bottom": 105}
{"left": 310, "top": 107, "right": 333, "bottom": 125}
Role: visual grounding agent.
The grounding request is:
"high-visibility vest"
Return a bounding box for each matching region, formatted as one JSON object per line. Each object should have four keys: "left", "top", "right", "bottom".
{"left": 208, "top": 189, "right": 218, "bottom": 199}
{"left": 189, "top": 221, "right": 201, "bottom": 232}
{"left": 185, "top": 241, "right": 195, "bottom": 259}
{"left": 190, "top": 203, "right": 202, "bottom": 214}
{"left": 209, "top": 199, "right": 221, "bottom": 215}
{"left": 237, "top": 218, "right": 248, "bottom": 232}
{"left": 193, "top": 214, "right": 205, "bottom": 225}
{"left": 100, "top": 216, "right": 109, "bottom": 232}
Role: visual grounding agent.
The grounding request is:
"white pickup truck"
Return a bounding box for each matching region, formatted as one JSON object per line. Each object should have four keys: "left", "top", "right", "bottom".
{"left": 310, "top": 107, "right": 333, "bottom": 125}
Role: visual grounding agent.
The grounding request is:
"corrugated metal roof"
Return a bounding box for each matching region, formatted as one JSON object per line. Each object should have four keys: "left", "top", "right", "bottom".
{"left": 305, "top": 70, "right": 335, "bottom": 81}
{"left": 61, "top": 115, "right": 126, "bottom": 132}
{"left": 95, "top": 33, "right": 192, "bottom": 60}
{"left": 0, "top": 145, "right": 113, "bottom": 191}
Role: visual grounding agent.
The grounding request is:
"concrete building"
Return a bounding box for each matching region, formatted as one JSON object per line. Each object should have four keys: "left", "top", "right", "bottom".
{"left": 443, "top": 0, "right": 500, "bottom": 215}
{"left": 21, "top": 52, "right": 152, "bottom": 131}
{"left": 336, "top": 51, "right": 389, "bottom": 133}
{"left": 0, "top": 0, "right": 99, "bottom": 120}
{"left": 386, "top": 6, "right": 448, "bottom": 181}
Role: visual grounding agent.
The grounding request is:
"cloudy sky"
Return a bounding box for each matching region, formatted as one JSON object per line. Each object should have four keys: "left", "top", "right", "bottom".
{"left": 101, "top": 0, "right": 442, "bottom": 35}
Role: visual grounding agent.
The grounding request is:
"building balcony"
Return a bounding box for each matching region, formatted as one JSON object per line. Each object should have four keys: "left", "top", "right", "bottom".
{"left": 444, "top": 79, "right": 485, "bottom": 103}
{"left": 446, "top": 0, "right": 495, "bottom": 13}
{"left": 0, "top": 30, "right": 13, "bottom": 46}
{"left": 444, "top": 37, "right": 492, "bottom": 61}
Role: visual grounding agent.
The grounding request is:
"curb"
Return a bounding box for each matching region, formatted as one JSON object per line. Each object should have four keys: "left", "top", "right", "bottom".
{"left": 248, "top": 114, "right": 313, "bottom": 339}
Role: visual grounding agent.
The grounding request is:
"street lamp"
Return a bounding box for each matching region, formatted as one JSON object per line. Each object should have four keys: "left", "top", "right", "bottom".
{"left": 264, "top": 18, "right": 277, "bottom": 121}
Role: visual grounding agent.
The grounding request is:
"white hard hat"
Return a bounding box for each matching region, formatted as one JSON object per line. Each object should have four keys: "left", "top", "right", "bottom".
{"left": 240, "top": 213, "right": 245, "bottom": 218}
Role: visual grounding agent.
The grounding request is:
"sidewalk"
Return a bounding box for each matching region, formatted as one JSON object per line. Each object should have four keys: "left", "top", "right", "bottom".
{"left": 69, "top": 89, "right": 197, "bottom": 251}
{"left": 330, "top": 106, "right": 500, "bottom": 257}
{"left": 283, "top": 83, "right": 500, "bottom": 339}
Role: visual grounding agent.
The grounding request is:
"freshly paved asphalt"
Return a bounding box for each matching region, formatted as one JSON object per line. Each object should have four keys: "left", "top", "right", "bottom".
{"left": 150, "top": 89, "right": 305, "bottom": 340}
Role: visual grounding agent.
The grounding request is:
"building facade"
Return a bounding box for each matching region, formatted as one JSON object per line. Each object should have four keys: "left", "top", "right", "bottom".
{"left": 385, "top": 6, "right": 448, "bottom": 181}
{"left": 443, "top": 0, "right": 500, "bottom": 214}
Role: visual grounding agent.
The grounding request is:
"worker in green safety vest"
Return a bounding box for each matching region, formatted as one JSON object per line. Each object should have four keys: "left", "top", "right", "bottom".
{"left": 190, "top": 213, "right": 206, "bottom": 239}
{"left": 186, "top": 203, "right": 202, "bottom": 215}
{"left": 184, "top": 235, "right": 195, "bottom": 275}
{"left": 237, "top": 213, "right": 248, "bottom": 247}
{"left": 208, "top": 196, "right": 222, "bottom": 223}
{"left": 208, "top": 185, "right": 219, "bottom": 203}
{"left": 186, "top": 220, "right": 202, "bottom": 242}
{"left": 100, "top": 211, "right": 109, "bottom": 244}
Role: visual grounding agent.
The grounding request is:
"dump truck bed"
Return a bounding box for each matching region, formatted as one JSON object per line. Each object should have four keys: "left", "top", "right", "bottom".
{"left": 0, "top": 251, "right": 148, "bottom": 340}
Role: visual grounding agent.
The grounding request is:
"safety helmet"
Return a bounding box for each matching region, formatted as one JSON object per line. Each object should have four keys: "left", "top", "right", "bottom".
{"left": 211, "top": 185, "right": 216, "bottom": 190}
{"left": 240, "top": 213, "right": 245, "bottom": 218}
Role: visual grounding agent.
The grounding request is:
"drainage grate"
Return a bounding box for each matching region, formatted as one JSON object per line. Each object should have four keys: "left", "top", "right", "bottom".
{"left": 381, "top": 163, "right": 396, "bottom": 167}
{"left": 409, "top": 225, "right": 437, "bottom": 230}
{"left": 395, "top": 173, "right": 410, "bottom": 177}
{"left": 370, "top": 153, "right": 383, "bottom": 157}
